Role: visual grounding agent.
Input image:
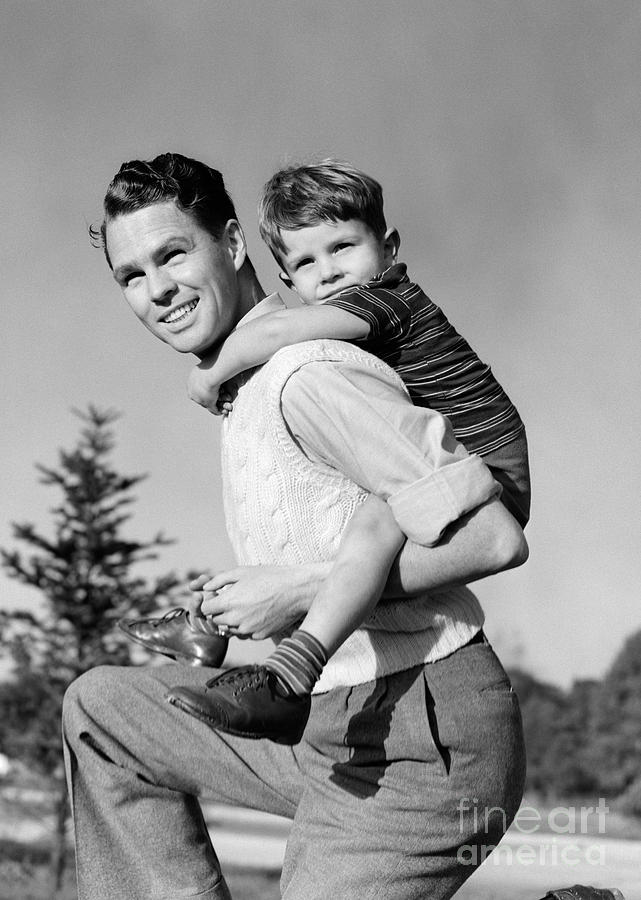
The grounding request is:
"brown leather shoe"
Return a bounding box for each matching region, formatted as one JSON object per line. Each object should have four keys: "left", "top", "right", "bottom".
{"left": 539, "top": 887, "right": 625, "bottom": 900}
{"left": 118, "top": 608, "right": 228, "bottom": 667}
{"left": 166, "top": 665, "right": 311, "bottom": 745}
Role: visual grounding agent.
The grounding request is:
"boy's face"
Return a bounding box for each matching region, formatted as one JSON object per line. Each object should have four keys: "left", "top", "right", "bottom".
{"left": 278, "top": 219, "right": 398, "bottom": 305}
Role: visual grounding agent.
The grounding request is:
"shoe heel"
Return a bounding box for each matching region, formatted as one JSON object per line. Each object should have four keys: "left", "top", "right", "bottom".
{"left": 270, "top": 723, "right": 307, "bottom": 746}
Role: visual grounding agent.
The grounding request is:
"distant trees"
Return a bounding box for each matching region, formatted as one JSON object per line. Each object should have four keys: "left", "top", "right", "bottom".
{"left": 592, "top": 630, "right": 641, "bottom": 794}
{"left": 0, "top": 407, "right": 186, "bottom": 893}
{"left": 510, "top": 631, "right": 641, "bottom": 806}
{"left": 510, "top": 669, "right": 569, "bottom": 796}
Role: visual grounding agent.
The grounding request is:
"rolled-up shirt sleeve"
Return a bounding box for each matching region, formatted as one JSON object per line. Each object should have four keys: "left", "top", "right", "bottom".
{"left": 280, "top": 356, "right": 501, "bottom": 546}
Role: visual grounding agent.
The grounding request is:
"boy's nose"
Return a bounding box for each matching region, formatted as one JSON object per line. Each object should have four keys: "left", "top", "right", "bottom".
{"left": 319, "top": 259, "right": 341, "bottom": 282}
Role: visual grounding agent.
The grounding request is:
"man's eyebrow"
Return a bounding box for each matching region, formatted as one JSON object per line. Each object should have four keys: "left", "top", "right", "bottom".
{"left": 112, "top": 263, "right": 136, "bottom": 282}
{"left": 112, "top": 236, "right": 190, "bottom": 282}
{"left": 112, "top": 262, "right": 134, "bottom": 282}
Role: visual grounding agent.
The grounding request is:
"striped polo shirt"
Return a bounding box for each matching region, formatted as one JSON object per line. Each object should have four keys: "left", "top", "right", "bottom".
{"left": 324, "top": 263, "right": 524, "bottom": 456}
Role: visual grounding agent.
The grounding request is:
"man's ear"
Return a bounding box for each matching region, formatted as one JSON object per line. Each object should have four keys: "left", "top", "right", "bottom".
{"left": 224, "top": 220, "right": 247, "bottom": 272}
{"left": 382, "top": 227, "right": 401, "bottom": 265}
{"left": 278, "top": 270, "right": 295, "bottom": 291}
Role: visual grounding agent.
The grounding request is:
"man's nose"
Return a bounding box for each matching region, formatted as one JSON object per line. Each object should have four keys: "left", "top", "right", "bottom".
{"left": 148, "top": 269, "right": 177, "bottom": 304}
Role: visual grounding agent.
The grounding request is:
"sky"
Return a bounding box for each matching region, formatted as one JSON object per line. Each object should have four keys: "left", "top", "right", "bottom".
{"left": 1, "top": 0, "right": 640, "bottom": 688}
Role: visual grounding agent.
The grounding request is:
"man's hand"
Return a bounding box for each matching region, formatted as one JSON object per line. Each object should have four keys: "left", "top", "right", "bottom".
{"left": 187, "top": 563, "right": 330, "bottom": 640}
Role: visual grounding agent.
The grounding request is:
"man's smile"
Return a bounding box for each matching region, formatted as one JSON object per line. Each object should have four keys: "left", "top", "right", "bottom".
{"left": 160, "top": 299, "right": 199, "bottom": 325}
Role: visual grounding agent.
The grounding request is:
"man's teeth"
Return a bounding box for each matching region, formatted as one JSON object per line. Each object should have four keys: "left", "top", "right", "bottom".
{"left": 164, "top": 300, "right": 198, "bottom": 324}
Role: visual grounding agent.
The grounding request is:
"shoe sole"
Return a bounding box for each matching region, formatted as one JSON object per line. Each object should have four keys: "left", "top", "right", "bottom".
{"left": 117, "top": 621, "right": 222, "bottom": 668}
{"left": 166, "top": 694, "right": 306, "bottom": 746}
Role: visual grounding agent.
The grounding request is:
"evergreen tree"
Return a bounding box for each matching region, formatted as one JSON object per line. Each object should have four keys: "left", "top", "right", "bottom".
{"left": 0, "top": 406, "right": 186, "bottom": 893}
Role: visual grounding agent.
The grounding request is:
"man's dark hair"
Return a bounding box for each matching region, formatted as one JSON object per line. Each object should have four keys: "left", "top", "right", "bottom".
{"left": 91, "top": 153, "right": 237, "bottom": 266}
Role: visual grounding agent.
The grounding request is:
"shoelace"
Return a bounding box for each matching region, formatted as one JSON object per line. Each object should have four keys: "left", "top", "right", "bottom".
{"left": 145, "top": 608, "right": 185, "bottom": 628}
{"left": 205, "top": 666, "right": 268, "bottom": 696}
{"left": 137, "top": 607, "right": 221, "bottom": 636}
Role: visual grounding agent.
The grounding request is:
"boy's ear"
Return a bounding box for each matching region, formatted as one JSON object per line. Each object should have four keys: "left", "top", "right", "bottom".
{"left": 383, "top": 227, "right": 401, "bottom": 265}
{"left": 278, "top": 270, "right": 295, "bottom": 291}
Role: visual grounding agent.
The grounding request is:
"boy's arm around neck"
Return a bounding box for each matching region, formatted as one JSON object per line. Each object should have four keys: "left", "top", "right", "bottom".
{"left": 199, "top": 304, "right": 370, "bottom": 389}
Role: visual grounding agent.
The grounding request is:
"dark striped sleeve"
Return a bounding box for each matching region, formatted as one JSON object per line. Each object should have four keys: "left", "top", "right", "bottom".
{"left": 323, "top": 285, "right": 412, "bottom": 341}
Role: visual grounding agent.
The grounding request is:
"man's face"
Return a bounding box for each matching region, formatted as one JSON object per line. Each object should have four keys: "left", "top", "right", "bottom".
{"left": 106, "top": 201, "right": 245, "bottom": 356}
{"left": 278, "top": 218, "right": 397, "bottom": 305}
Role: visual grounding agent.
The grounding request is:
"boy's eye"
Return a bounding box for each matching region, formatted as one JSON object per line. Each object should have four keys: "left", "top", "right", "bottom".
{"left": 334, "top": 243, "right": 352, "bottom": 252}
{"left": 295, "top": 258, "right": 313, "bottom": 270}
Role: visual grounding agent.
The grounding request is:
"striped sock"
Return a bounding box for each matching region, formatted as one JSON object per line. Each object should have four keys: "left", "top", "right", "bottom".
{"left": 265, "top": 630, "right": 329, "bottom": 696}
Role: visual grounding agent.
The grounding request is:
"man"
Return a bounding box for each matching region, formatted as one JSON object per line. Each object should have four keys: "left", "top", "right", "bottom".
{"left": 63, "top": 153, "right": 527, "bottom": 900}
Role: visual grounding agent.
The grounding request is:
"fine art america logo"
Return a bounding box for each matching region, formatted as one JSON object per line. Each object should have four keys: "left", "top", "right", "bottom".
{"left": 457, "top": 797, "right": 611, "bottom": 867}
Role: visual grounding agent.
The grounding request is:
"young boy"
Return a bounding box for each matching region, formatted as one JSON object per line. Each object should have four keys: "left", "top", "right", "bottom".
{"left": 121, "top": 160, "right": 530, "bottom": 745}
{"left": 190, "top": 160, "right": 529, "bottom": 526}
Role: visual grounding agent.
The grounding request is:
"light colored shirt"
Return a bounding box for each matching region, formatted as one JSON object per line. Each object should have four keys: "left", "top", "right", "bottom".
{"left": 223, "top": 295, "right": 500, "bottom": 691}
{"left": 243, "top": 294, "right": 500, "bottom": 546}
{"left": 281, "top": 359, "right": 498, "bottom": 547}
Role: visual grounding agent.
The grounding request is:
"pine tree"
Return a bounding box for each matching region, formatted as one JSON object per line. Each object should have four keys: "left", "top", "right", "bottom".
{"left": 0, "top": 406, "right": 186, "bottom": 893}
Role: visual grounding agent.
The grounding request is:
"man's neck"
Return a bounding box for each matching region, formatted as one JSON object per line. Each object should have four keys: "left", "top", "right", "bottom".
{"left": 236, "top": 258, "right": 267, "bottom": 319}
{"left": 193, "top": 259, "right": 269, "bottom": 361}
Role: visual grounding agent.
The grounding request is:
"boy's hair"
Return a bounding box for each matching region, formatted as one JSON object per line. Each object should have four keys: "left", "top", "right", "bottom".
{"left": 258, "top": 160, "right": 387, "bottom": 265}
{"left": 91, "top": 152, "right": 237, "bottom": 267}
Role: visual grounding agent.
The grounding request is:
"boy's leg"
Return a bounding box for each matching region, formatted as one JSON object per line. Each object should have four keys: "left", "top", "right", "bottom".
{"left": 168, "top": 497, "right": 405, "bottom": 742}
{"left": 484, "top": 434, "right": 531, "bottom": 528}
{"left": 63, "top": 662, "right": 304, "bottom": 900}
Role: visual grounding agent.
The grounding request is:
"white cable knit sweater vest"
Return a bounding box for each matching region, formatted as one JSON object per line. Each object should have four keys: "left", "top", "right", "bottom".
{"left": 221, "top": 340, "right": 485, "bottom": 693}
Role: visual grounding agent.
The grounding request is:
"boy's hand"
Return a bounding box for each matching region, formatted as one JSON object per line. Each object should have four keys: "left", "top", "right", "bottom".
{"left": 188, "top": 363, "right": 226, "bottom": 415}
{"left": 216, "top": 385, "right": 235, "bottom": 416}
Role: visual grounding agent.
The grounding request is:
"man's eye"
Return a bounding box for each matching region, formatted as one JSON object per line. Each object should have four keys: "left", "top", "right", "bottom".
{"left": 165, "top": 249, "right": 186, "bottom": 264}
{"left": 124, "top": 272, "right": 143, "bottom": 287}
